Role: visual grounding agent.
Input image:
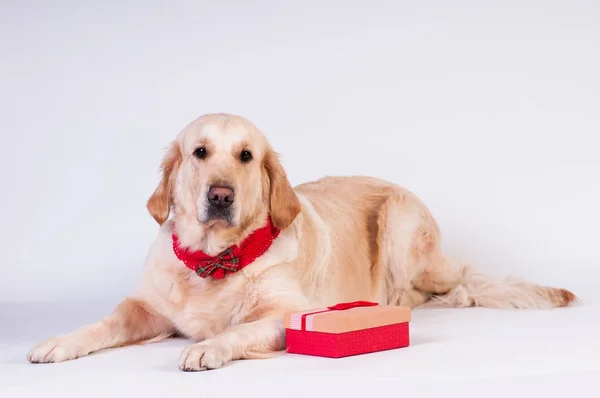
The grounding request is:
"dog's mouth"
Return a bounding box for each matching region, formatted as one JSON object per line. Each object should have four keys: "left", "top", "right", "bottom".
{"left": 202, "top": 205, "right": 235, "bottom": 227}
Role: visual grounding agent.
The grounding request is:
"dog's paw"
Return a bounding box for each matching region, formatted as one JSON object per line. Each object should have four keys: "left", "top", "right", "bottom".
{"left": 178, "top": 341, "right": 232, "bottom": 371}
{"left": 27, "top": 336, "right": 84, "bottom": 364}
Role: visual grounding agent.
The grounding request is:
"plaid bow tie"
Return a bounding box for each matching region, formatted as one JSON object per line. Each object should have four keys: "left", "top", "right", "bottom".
{"left": 195, "top": 248, "right": 240, "bottom": 278}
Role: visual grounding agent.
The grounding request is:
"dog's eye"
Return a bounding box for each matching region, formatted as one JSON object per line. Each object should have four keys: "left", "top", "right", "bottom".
{"left": 193, "top": 147, "right": 207, "bottom": 159}
{"left": 240, "top": 150, "right": 252, "bottom": 163}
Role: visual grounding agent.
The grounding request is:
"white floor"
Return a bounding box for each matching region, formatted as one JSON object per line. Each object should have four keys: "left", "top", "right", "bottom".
{"left": 2, "top": 289, "right": 599, "bottom": 398}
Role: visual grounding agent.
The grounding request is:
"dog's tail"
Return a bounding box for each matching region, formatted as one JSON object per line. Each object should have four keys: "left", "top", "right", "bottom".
{"left": 419, "top": 263, "right": 578, "bottom": 309}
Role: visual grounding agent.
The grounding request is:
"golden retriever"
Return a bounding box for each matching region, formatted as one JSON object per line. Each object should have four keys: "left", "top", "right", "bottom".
{"left": 27, "top": 113, "right": 577, "bottom": 371}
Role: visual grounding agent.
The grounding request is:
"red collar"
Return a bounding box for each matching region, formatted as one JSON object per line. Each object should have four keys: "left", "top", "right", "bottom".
{"left": 172, "top": 217, "right": 281, "bottom": 279}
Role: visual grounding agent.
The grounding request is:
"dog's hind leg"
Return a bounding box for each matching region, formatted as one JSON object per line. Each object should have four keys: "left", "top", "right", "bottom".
{"left": 374, "top": 189, "right": 577, "bottom": 310}
{"left": 371, "top": 190, "right": 442, "bottom": 307}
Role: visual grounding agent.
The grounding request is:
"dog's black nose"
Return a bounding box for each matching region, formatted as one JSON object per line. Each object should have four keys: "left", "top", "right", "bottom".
{"left": 207, "top": 186, "right": 234, "bottom": 208}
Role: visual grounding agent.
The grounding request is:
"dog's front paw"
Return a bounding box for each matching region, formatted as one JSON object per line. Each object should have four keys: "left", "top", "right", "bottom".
{"left": 179, "top": 341, "right": 233, "bottom": 371}
{"left": 27, "top": 336, "right": 85, "bottom": 364}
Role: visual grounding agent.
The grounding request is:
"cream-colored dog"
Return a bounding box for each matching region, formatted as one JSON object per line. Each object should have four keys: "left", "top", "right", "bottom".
{"left": 28, "top": 113, "right": 576, "bottom": 371}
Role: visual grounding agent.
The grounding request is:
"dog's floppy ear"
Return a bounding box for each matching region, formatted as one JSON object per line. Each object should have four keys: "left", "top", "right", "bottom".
{"left": 263, "top": 150, "right": 301, "bottom": 229}
{"left": 147, "top": 142, "right": 182, "bottom": 225}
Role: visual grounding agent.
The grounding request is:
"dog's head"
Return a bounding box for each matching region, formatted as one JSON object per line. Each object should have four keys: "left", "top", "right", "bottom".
{"left": 146, "top": 114, "right": 301, "bottom": 254}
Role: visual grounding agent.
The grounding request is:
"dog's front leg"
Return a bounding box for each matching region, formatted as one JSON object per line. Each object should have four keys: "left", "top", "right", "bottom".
{"left": 178, "top": 311, "right": 290, "bottom": 371}
{"left": 28, "top": 297, "right": 173, "bottom": 363}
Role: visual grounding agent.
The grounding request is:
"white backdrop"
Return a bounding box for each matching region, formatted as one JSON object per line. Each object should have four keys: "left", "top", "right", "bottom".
{"left": 1, "top": 0, "right": 598, "bottom": 302}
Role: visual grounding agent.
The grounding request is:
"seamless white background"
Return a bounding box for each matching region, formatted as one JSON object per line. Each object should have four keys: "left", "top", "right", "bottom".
{"left": 1, "top": 2, "right": 600, "bottom": 397}
{"left": 1, "top": 0, "right": 599, "bottom": 303}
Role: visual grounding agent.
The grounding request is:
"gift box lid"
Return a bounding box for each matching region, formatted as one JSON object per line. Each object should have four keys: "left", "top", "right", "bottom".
{"left": 284, "top": 301, "right": 411, "bottom": 334}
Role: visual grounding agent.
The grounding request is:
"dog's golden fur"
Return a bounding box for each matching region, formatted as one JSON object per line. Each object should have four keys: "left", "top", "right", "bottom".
{"left": 28, "top": 113, "right": 577, "bottom": 370}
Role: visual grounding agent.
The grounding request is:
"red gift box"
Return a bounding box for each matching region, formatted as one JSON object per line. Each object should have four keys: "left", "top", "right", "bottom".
{"left": 284, "top": 301, "right": 411, "bottom": 358}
